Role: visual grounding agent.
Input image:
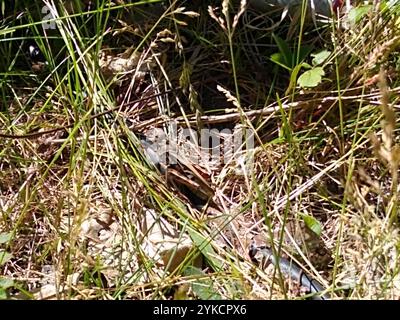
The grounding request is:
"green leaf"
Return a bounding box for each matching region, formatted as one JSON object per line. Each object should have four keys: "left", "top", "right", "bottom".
{"left": 188, "top": 230, "right": 223, "bottom": 271}
{"left": 311, "top": 50, "right": 331, "bottom": 66}
{"left": 347, "top": 5, "right": 372, "bottom": 25}
{"left": 0, "top": 277, "right": 14, "bottom": 289}
{"left": 184, "top": 266, "right": 221, "bottom": 300}
{"left": 301, "top": 62, "right": 313, "bottom": 69}
{"left": 0, "top": 232, "right": 12, "bottom": 244}
{"left": 0, "top": 288, "right": 8, "bottom": 300}
{"left": 272, "top": 33, "right": 293, "bottom": 68}
{"left": 300, "top": 214, "right": 322, "bottom": 237}
{"left": 297, "top": 67, "right": 325, "bottom": 88}
{"left": 286, "top": 63, "right": 306, "bottom": 95}
{"left": 270, "top": 52, "right": 291, "bottom": 71}
{"left": 0, "top": 251, "right": 12, "bottom": 266}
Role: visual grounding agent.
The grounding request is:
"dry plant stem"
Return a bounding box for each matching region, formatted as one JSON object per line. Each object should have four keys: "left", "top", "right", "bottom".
{"left": 3, "top": 85, "right": 399, "bottom": 140}
{"left": 0, "top": 90, "right": 173, "bottom": 140}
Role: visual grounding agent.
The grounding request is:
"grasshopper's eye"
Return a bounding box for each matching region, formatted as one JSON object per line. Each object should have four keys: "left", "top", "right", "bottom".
{"left": 28, "top": 44, "right": 47, "bottom": 62}
{"left": 27, "top": 44, "right": 47, "bottom": 71}
{"left": 28, "top": 45, "right": 41, "bottom": 60}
